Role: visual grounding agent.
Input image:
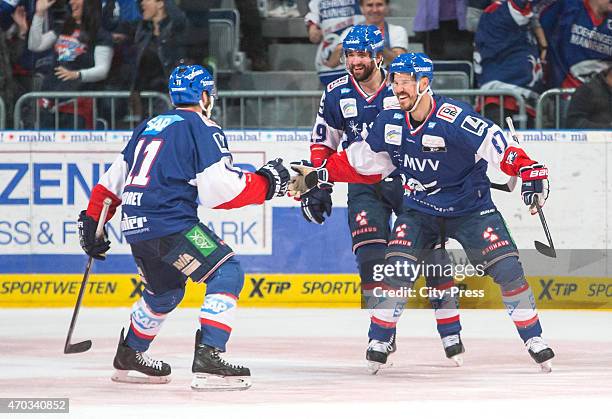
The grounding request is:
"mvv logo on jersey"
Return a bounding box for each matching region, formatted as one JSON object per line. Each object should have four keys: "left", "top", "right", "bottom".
{"left": 403, "top": 155, "right": 440, "bottom": 172}
{"left": 339, "top": 98, "right": 358, "bottom": 118}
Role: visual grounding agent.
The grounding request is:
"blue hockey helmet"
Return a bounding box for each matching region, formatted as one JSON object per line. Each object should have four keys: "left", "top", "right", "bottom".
{"left": 389, "top": 52, "right": 434, "bottom": 85}
{"left": 168, "top": 64, "right": 215, "bottom": 106}
{"left": 342, "top": 24, "right": 384, "bottom": 57}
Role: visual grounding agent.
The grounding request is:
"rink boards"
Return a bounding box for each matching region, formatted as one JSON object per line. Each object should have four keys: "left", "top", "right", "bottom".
{"left": 0, "top": 130, "right": 611, "bottom": 308}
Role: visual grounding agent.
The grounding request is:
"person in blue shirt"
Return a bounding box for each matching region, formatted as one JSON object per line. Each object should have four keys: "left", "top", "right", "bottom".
{"left": 78, "top": 64, "right": 289, "bottom": 391}
{"left": 290, "top": 52, "right": 556, "bottom": 373}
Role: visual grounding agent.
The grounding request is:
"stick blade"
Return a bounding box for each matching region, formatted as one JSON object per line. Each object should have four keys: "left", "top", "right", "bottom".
{"left": 64, "top": 340, "right": 92, "bottom": 354}
{"left": 535, "top": 241, "right": 556, "bottom": 258}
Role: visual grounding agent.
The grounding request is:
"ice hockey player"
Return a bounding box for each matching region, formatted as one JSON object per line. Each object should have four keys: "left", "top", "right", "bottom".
{"left": 299, "top": 24, "right": 465, "bottom": 374}
{"left": 289, "top": 52, "right": 556, "bottom": 373}
{"left": 77, "top": 64, "right": 290, "bottom": 390}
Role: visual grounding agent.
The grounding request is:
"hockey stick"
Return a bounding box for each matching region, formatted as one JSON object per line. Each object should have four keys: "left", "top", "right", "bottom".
{"left": 533, "top": 201, "right": 556, "bottom": 258}
{"left": 64, "top": 198, "right": 112, "bottom": 354}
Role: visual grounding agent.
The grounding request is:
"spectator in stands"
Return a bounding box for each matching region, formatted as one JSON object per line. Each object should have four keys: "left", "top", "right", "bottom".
{"left": 539, "top": 0, "right": 611, "bottom": 89}
{"left": 129, "top": 0, "right": 186, "bottom": 121}
{"left": 326, "top": 0, "right": 407, "bottom": 69}
{"left": 268, "top": 0, "right": 300, "bottom": 18}
{"left": 474, "top": 0, "right": 548, "bottom": 127}
{"left": 566, "top": 66, "right": 612, "bottom": 128}
{"left": 305, "top": 0, "right": 364, "bottom": 85}
{"left": 28, "top": 0, "right": 113, "bottom": 128}
{"left": 413, "top": 0, "right": 473, "bottom": 60}
{"left": 1, "top": 4, "right": 29, "bottom": 125}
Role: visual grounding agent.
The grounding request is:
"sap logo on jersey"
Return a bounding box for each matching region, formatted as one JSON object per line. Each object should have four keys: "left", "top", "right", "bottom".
{"left": 436, "top": 103, "right": 462, "bottom": 123}
{"left": 340, "top": 98, "right": 358, "bottom": 118}
{"left": 142, "top": 114, "right": 184, "bottom": 135}
{"left": 202, "top": 295, "right": 235, "bottom": 314}
{"left": 384, "top": 124, "right": 403, "bottom": 145}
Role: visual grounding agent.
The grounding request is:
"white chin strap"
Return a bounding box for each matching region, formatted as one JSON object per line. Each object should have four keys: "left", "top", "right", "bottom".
{"left": 408, "top": 81, "right": 432, "bottom": 114}
{"left": 199, "top": 96, "right": 215, "bottom": 118}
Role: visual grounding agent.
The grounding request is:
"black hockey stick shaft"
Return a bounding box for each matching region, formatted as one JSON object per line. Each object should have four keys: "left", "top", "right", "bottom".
{"left": 534, "top": 201, "right": 556, "bottom": 258}
{"left": 64, "top": 198, "right": 112, "bottom": 354}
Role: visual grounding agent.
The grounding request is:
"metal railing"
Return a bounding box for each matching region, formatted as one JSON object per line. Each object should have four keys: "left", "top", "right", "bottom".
{"left": 0, "top": 96, "right": 5, "bottom": 130}
{"left": 217, "top": 88, "right": 527, "bottom": 129}
{"left": 535, "top": 88, "right": 576, "bottom": 129}
{"left": 14, "top": 91, "right": 172, "bottom": 130}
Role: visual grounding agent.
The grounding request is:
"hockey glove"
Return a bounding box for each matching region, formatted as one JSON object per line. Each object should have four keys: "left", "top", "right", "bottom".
{"left": 256, "top": 158, "right": 290, "bottom": 200}
{"left": 288, "top": 160, "right": 333, "bottom": 198}
{"left": 519, "top": 163, "right": 549, "bottom": 215}
{"left": 78, "top": 210, "right": 111, "bottom": 260}
{"left": 300, "top": 186, "right": 333, "bottom": 224}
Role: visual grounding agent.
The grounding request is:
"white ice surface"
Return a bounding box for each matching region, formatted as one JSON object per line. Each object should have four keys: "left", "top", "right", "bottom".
{"left": 0, "top": 308, "right": 611, "bottom": 419}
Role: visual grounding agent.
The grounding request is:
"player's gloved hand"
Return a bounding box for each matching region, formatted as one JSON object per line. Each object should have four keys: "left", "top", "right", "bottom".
{"left": 288, "top": 160, "right": 333, "bottom": 198}
{"left": 519, "top": 163, "right": 549, "bottom": 215}
{"left": 256, "top": 158, "right": 290, "bottom": 200}
{"left": 300, "top": 186, "right": 333, "bottom": 224}
{"left": 78, "top": 210, "right": 110, "bottom": 260}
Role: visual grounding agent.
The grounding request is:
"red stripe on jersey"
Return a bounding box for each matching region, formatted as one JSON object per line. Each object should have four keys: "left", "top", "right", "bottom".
{"left": 200, "top": 318, "right": 232, "bottom": 333}
{"left": 214, "top": 173, "right": 269, "bottom": 209}
{"left": 310, "top": 144, "right": 336, "bottom": 167}
{"left": 326, "top": 150, "right": 382, "bottom": 184}
{"left": 499, "top": 146, "right": 537, "bottom": 177}
{"left": 371, "top": 316, "right": 397, "bottom": 328}
{"left": 508, "top": 0, "right": 532, "bottom": 16}
{"left": 502, "top": 283, "right": 530, "bottom": 297}
{"left": 86, "top": 184, "right": 122, "bottom": 222}
{"left": 583, "top": 0, "right": 604, "bottom": 26}
{"left": 514, "top": 314, "right": 539, "bottom": 328}
{"left": 436, "top": 314, "right": 460, "bottom": 325}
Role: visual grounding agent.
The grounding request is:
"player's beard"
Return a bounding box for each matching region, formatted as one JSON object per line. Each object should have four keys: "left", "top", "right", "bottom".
{"left": 350, "top": 61, "right": 375, "bottom": 82}
{"left": 398, "top": 95, "right": 417, "bottom": 112}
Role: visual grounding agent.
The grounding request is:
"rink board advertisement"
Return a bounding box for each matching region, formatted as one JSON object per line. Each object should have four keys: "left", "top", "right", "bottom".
{"left": 0, "top": 130, "right": 611, "bottom": 308}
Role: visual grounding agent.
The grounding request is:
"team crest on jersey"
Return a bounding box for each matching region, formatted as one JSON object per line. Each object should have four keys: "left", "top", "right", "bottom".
{"left": 436, "top": 103, "right": 462, "bottom": 123}
{"left": 383, "top": 96, "right": 400, "bottom": 110}
{"left": 384, "top": 124, "right": 403, "bottom": 145}
{"left": 421, "top": 135, "right": 447, "bottom": 152}
{"left": 143, "top": 114, "right": 184, "bottom": 135}
{"left": 340, "top": 98, "right": 358, "bottom": 118}
{"left": 327, "top": 75, "right": 349, "bottom": 92}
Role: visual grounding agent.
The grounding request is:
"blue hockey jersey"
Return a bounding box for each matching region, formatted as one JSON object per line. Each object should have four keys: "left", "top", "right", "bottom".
{"left": 475, "top": 0, "right": 544, "bottom": 97}
{"left": 87, "top": 109, "right": 270, "bottom": 243}
{"left": 539, "top": 0, "right": 612, "bottom": 88}
{"left": 325, "top": 95, "right": 526, "bottom": 217}
{"left": 310, "top": 71, "right": 399, "bottom": 165}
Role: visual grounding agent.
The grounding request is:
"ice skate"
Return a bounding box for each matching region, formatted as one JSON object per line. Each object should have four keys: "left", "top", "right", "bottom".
{"left": 191, "top": 330, "right": 251, "bottom": 391}
{"left": 442, "top": 334, "right": 465, "bottom": 367}
{"left": 526, "top": 336, "right": 555, "bottom": 373}
{"left": 366, "top": 333, "right": 396, "bottom": 375}
{"left": 111, "top": 328, "right": 171, "bottom": 384}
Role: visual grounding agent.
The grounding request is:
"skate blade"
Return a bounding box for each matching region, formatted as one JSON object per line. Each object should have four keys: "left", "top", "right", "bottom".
{"left": 366, "top": 360, "right": 393, "bottom": 375}
{"left": 450, "top": 354, "right": 463, "bottom": 367}
{"left": 191, "top": 373, "right": 252, "bottom": 391}
{"left": 111, "top": 369, "right": 171, "bottom": 384}
{"left": 539, "top": 360, "right": 552, "bottom": 373}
